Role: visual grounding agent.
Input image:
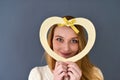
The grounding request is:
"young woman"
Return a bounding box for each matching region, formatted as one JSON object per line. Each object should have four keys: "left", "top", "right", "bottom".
{"left": 28, "top": 16, "right": 104, "bottom": 80}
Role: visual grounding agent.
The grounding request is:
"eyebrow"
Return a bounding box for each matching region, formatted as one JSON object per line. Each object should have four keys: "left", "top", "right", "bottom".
{"left": 54, "top": 35, "right": 64, "bottom": 38}
{"left": 54, "top": 35, "right": 78, "bottom": 39}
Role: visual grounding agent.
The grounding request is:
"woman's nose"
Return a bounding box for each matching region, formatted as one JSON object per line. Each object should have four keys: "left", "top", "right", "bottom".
{"left": 62, "top": 42, "right": 70, "bottom": 52}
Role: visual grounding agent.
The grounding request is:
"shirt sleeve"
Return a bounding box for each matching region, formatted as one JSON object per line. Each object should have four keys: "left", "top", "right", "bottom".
{"left": 28, "top": 67, "right": 42, "bottom": 80}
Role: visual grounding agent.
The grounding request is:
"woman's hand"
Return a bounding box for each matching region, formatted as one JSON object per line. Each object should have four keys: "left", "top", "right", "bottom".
{"left": 53, "top": 61, "right": 82, "bottom": 80}
{"left": 66, "top": 62, "right": 82, "bottom": 80}
{"left": 53, "top": 61, "right": 68, "bottom": 80}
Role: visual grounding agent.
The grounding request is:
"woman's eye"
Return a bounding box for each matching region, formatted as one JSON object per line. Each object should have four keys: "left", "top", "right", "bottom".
{"left": 71, "top": 39, "right": 78, "bottom": 43}
{"left": 56, "top": 38, "right": 63, "bottom": 42}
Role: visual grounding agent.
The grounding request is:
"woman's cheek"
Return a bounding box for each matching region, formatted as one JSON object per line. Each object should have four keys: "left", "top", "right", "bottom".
{"left": 53, "top": 41, "right": 61, "bottom": 51}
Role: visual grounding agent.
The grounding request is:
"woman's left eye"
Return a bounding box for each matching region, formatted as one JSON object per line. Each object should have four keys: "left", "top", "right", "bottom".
{"left": 71, "top": 39, "right": 78, "bottom": 43}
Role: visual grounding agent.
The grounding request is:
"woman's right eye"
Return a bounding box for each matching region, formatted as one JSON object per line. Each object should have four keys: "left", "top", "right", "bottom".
{"left": 56, "top": 38, "right": 63, "bottom": 42}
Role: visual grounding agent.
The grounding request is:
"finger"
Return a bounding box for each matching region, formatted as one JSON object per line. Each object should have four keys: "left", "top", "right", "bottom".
{"left": 55, "top": 61, "right": 60, "bottom": 68}
{"left": 54, "top": 62, "right": 68, "bottom": 75}
{"left": 66, "top": 62, "right": 82, "bottom": 79}
{"left": 54, "top": 72, "right": 67, "bottom": 80}
{"left": 57, "top": 65, "right": 67, "bottom": 75}
{"left": 67, "top": 61, "right": 80, "bottom": 70}
{"left": 59, "top": 72, "right": 68, "bottom": 78}
{"left": 55, "top": 61, "right": 68, "bottom": 68}
{"left": 63, "top": 76, "right": 70, "bottom": 80}
{"left": 58, "top": 61, "right": 68, "bottom": 66}
{"left": 68, "top": 71, "right": 81, "bottom": 80}
{"left": 67, "top": 62, "right": 81, "bottom": 75}
{"left": 68, "top": 67, "right": 82, "bottom": 77}
{"left": 67, "top": 71, "right": 77, "bottom": 80}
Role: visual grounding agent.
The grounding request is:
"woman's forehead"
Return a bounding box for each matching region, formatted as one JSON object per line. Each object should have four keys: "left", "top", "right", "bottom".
{"left": 54, "top": 26, "right": 74, "bottom": 33}
{"left": 53, "top": 26, "right": 78, "bottom": 38}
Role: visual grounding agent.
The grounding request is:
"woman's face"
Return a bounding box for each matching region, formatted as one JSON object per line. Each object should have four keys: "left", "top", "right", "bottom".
{"left": 52, "top": 26, "right": 79, "bottom": 58}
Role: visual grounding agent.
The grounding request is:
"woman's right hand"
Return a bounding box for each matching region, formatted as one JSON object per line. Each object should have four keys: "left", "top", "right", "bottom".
{"left": 53, "top": 61, "right": 68, "bottom": 80}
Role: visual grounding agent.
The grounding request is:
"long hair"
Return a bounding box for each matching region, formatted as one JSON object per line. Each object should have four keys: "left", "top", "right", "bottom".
{"left": 44, "top": 16, "right": 103, "bottom": 80}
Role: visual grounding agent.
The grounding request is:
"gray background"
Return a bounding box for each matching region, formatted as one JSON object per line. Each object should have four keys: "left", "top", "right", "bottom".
{"left": 0, "top": 0, "right": 120, "bottom": 80}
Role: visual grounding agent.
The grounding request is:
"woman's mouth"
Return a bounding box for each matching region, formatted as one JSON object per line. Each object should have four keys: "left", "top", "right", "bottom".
{"left": 59, "top": 52, "right": 72, "bottom": 58}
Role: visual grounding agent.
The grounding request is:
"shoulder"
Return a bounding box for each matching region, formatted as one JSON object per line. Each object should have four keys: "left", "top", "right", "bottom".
{"left": 92, "top": 66, "right": 104, "bottom": 80}
{"left": 28, "top": 65, "right": 49, "bottom": 80}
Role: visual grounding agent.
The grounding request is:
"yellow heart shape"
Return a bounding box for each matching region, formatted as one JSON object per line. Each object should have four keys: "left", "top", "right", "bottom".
{"left": 39, "top": 16, "right": 96, "bottom": 62}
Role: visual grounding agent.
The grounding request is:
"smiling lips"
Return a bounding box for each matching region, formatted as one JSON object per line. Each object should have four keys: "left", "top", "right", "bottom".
{"left": 60, "top": 52, "right": 72, "bottom": 58}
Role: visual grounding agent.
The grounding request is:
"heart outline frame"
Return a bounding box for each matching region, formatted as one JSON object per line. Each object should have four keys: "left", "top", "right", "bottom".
{"left": 39, "top": 16, "right": 96, "bottom": 62}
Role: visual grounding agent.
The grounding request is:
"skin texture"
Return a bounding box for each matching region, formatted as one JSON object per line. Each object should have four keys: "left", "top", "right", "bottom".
{"left": 52, "top": 26, "right": 79, "bottom": 58}
{"left": 52, "top": 26, "right": 82, "bottom": 80}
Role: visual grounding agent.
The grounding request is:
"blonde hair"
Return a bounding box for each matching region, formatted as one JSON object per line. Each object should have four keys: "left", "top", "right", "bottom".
{"left": 44, "top": 16, "right": 103, "bottom": 80}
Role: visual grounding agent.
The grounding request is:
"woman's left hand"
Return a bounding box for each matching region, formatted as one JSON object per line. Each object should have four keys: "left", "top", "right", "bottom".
{"left": 66, "top": 62, "right": 82, "bottom": 80}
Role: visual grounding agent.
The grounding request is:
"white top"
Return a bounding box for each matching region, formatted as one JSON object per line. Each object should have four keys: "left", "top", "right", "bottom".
{"left": 28, "top": 65, "right": 53, "bottom": 80}
{"left": 28, "top": 65, "right": 104, "bottom": 80}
